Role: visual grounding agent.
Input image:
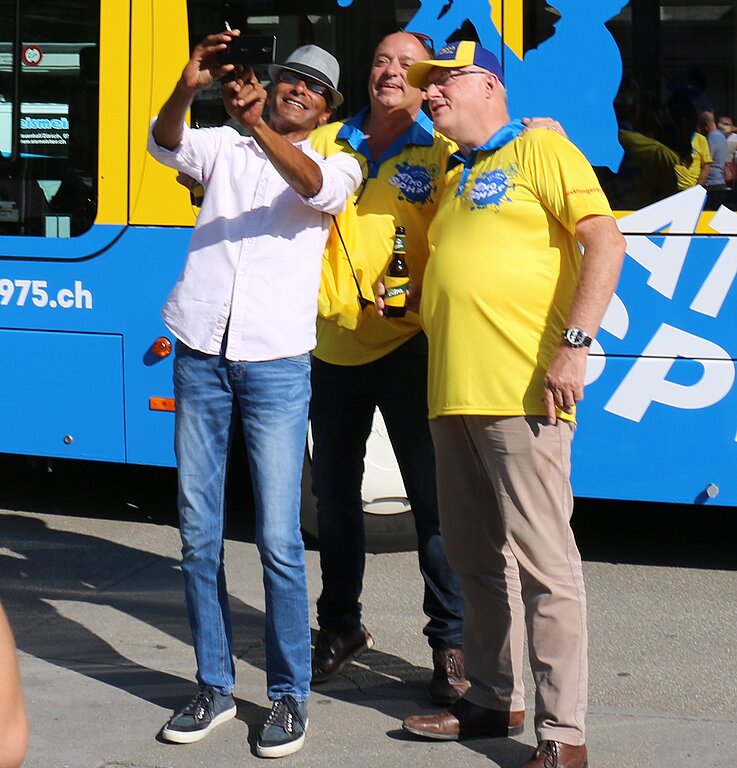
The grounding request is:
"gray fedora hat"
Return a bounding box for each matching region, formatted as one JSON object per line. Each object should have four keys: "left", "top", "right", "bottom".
{"left": 268, "top": 45, "right": 344, "bottom": 107}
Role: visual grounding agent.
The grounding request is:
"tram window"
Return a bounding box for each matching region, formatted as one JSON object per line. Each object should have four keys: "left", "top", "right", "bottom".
{"left": 600, "top": 1, "right": 736, "bottom": 211}
{"left": 510, "top": 2, "right": 736, "bottom": 212}
{"left": 0, "top": 1, "right": 100, "bottom": 237}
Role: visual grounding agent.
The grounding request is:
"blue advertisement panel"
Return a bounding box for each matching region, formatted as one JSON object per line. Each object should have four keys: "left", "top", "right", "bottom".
{"left": 575, "top": 188, "right": 737, "bottom": 505}
{"left": 0, "top": 226, "right": 188, "bottom": 466}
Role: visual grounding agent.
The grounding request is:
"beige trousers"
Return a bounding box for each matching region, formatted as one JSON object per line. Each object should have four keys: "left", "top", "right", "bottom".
{"left": 430, "top": 415, "right": 587, "bottom": 746}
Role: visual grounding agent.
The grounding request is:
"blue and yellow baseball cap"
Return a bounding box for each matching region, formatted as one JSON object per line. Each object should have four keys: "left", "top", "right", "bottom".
{"left": 407, "top": 40, "right": 504, "bottom": 89}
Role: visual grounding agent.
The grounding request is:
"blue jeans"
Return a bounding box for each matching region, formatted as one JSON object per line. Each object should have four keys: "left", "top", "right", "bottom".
{"left": 173, "top": 342, "right": 311, "bottom": 701}
{"left": 310, "top": 333, "right": 464, "bottom": 650}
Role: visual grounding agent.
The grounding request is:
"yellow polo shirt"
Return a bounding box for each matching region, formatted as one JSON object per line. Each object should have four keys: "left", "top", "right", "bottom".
{"left": 310, "top": 109, "right": 456, "bottom": 365}
{"left": 421, "top": 127, "right": 615, "bottom": 420}
{"left": 675, "top": 132, "right": 712, "bottom": 190}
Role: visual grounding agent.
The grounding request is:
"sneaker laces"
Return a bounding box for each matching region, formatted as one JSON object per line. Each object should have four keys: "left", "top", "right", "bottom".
{"left": 264, "top": 696, "right": 305, "bottom": 736}
{"left": 180, "top": 688, "right": 215, "bottom": 722}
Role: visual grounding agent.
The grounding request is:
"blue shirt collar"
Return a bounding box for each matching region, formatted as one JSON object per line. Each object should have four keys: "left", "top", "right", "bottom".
{"left": 449, "top": 119, "right": 525, "bottom": 196}
{"left": 337, "top": 106, "right": 435, "bottom": 172}
{"left": 448, "top": 119, "right": 526, "bottom": 172}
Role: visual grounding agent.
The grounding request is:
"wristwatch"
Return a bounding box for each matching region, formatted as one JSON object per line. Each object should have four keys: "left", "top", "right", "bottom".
{"left": 562, "top": 327, "right": 594, "bottom": 348}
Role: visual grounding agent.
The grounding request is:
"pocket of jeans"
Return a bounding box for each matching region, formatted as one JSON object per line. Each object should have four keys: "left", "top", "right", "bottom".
{"left": 285, "top": 352, "right": 311, "bottom": 368}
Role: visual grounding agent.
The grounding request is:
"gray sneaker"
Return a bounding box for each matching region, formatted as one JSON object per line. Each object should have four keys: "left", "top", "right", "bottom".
{"left": 256, "top": 695, "right": 308, "bottom": 758}
{"left": 161, "top": 686, "right": 237, "bottom": 744}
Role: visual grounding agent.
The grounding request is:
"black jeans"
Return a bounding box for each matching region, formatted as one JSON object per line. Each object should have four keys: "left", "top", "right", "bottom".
{"left": 310, "top": 333, "right": 464, "bottom": 650}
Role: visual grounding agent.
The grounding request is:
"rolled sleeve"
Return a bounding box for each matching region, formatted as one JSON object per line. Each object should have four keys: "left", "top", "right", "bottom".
{"left": 148, "top": 117, "right": 187, "bottom": 172}
{"left": 148, "top": 118, "right": 226, "bottom": 184}
{"left": 302, "top": 151, "right": 362, "bottom": 215}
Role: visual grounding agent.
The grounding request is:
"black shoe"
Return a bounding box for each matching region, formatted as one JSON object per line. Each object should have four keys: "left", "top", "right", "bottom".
{"left": 161, "top": 686, "right": 237, "bottom": 744}
{"left": 428, "top": 647, "right": 470, "bottom": 705}
{"left": 311, "top": 625, "right": 374, "bottom": 683}
{"left": 256, "top": 695, "right": 308, "bottom": 758}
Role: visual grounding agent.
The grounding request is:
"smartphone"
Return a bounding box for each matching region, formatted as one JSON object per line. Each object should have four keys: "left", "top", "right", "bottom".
{"left": 219, "top": 34, "right": 277, "bottom": 65}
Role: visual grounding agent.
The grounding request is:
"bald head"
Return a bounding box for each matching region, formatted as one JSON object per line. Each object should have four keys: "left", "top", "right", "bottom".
{"left": 374, "top": 31, "right": 432, "bottom": 61}
{"left": 698, "top": 110, "right": 717, "bottom": 133}
{"left": 368, "top": 32, "right": 429, "bottom": 117}
{"left": 718, "top": 116, "right": 734, "bottom": 136}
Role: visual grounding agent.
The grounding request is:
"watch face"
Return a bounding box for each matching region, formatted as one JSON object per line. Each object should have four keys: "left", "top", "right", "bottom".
{"left": 564, "top": 327, "right": 590, "bottom": 347}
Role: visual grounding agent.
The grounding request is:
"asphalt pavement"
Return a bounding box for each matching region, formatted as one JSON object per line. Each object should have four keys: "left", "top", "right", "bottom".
{"left": 0, "top": 459, "right": 736, "bottom": 768}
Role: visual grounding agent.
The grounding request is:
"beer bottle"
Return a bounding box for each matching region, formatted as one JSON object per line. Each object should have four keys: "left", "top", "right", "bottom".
{"left": 384, "top": 226, "right": 410, "bottom": 318}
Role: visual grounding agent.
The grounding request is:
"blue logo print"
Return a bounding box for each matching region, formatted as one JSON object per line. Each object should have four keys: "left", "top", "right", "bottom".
{"left": 468, "top": 170, "right": 512, "bottom": 210}
{"left": 390, "top": 162, "right": 434, "bottom": 204}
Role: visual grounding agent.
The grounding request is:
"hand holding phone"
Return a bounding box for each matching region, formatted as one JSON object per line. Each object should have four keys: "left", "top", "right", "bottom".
{"left": 222, "top": 68, "right": 268, "bottom": 129}
{"left": 218, "top": 35, "right": 277, "bottom": 66}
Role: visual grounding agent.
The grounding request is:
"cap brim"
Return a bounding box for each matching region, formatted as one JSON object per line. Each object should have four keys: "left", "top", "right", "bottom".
{"left": 407, "top": 59, "right": 463, "bottom": 89}
{"left": 268, "top": 63, "right": 343, "bottom": 107}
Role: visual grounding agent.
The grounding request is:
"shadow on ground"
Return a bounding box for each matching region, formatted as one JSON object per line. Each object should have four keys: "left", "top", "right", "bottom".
{"left": 2, "top": 454, "right": 735, "bottom": 569}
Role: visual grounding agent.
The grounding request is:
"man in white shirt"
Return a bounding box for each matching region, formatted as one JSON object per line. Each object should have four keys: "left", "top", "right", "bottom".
{"left": 148, "top": 30, "right": 361, "bottom": 758}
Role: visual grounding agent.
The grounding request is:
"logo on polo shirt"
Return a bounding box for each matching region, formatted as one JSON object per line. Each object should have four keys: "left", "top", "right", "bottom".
{"left": 468, "top": 168, "right": 515, "bottom": 210}
{"left": 390, "top": 162, "right": 436, "bottom": 204}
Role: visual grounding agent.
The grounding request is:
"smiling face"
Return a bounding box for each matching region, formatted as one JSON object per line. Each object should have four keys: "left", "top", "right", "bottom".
{"left": 368, "top": 32, "right": 428, "bottom": 116}
{"left": 267, "top": 71, "right": 333, "bottom": 140}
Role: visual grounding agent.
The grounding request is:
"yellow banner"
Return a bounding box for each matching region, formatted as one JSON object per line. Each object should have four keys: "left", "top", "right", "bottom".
{"left": 498, "top": 0, "right": 524, "bottom": 60}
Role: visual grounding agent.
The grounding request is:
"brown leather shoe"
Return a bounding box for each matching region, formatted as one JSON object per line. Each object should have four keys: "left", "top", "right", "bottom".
{"left": 523, "top": 740, "right": 588, "bottom": 768}
{"left": 428, "top": 647, "right": 470, "bottom": 705}
{"left": 311, "top": 625, "right": 374, "bottom": 683}
{"left": 402, "top": 697, "right": 524, "bottom": 741}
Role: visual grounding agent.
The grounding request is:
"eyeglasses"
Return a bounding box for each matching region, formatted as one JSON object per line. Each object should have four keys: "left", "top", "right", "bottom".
{"left": 423, "top": 69, "right": 489, "bottom": 91}
{"left": 277, "top": 70, "right": 330, "bottom": 100}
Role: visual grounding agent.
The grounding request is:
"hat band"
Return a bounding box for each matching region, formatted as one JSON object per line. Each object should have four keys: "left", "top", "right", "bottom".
{"left": 281, "top": 62, "right": 335, "bottom": 90}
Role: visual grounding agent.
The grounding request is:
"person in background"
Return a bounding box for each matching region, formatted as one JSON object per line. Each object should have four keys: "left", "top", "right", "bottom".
{"left": 699, "top": 110, "right": 730, "bottom": 207}
{"left": 717, "top": 114, "right": 737, "bottom": 159}
{"left": 393, "top": 41, "right": 625, "bottom": 768}
{"left": 717, "top": 114, "right": 737, "bottom": 190}
{"left": 0, "top": 602, "right": 28, "bottom": 768}
{"left": 667, "top": 89, "right": 712, "bottom": 190}
{"left": 148, "top": 30, "right": 361, "bottom": 758}
{"left": 698, "top": 110, "right": 728, "bottom": 190}
{"left": 604, "top": 76, "right": 679, "bottom": 209}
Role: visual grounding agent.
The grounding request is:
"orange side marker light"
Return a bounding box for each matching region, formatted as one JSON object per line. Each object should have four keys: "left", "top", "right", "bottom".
{"left": 150, "top": 397, "right": 176, "bottom": 412}
{"left": 151, "top": 336, "right": 173, "bottom": 358}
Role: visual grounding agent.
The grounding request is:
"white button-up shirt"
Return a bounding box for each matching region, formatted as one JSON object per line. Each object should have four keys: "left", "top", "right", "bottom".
{"left": 148, "top": 121, "right": 362, "bottom": 361}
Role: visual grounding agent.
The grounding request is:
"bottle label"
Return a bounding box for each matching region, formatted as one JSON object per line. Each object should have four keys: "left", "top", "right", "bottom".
{"left": 384, "top": 275, "right": 410, "bottom": 307}
{"left": 393, "top": 233, "right": 406, "bottom": 253}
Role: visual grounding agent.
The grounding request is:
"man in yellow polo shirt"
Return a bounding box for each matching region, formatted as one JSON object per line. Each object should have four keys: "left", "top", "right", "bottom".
{"left": 395, "top": 42, "right": 626, "bottom": 768}
{"left": 307, "top": 31, "right": 468, "bottom": 706}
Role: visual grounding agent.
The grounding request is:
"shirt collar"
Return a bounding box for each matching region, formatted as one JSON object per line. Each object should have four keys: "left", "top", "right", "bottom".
{"left": 447, "top": 119, "right": 525, "bottom": 172}
{"left": 337, "top": 106, "right": 435, "bottom": 159}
